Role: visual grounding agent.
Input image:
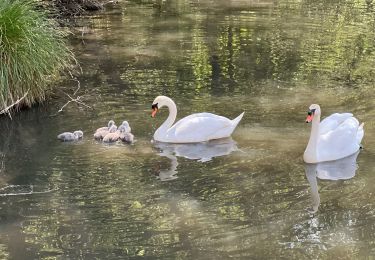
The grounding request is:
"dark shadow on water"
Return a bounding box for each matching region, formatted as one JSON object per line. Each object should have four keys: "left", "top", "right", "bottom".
{"left": 304, "top": 151, "right": 360, "bottom": 213}
{"left": 154, "top": 138, "right": 238, "bottom": 181}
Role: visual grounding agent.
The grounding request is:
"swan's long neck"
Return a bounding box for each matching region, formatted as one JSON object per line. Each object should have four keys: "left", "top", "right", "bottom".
{"left": 304, "top": 114, "right": 320, "bottom": 162}
{"left": 156, "top": 98, "right": 177, "bottom": 135}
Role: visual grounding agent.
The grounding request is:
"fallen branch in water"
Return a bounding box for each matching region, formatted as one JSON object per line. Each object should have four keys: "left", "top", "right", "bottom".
{"left": 69, "top": 71, "right": 81, "bottom": 95}
{"left": 0, "top": 90, "right": 29, "bottom": 119}
{"left": 103, "top": 0, "right": 119, "bottom": 6}
{"left": 57, "top": 92, "right": 92, "bottom": 113}
{"left": 53, "top": 76, "right": 91, "bottom": 115}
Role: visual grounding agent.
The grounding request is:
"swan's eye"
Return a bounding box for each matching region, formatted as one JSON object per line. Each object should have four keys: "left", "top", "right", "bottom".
{"left": 307, "top": 109, "right": 316, "bottom": 115}
{"left": 152, "top": 103, "right": 158, "bottom": 110}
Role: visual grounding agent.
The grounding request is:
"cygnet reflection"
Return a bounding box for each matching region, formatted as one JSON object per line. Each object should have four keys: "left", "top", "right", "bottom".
{"left": 304, "top": 151, "right": 359, "bottom": 213}
{"left": 154, "top": 138, "right": 238, "bottom": 181}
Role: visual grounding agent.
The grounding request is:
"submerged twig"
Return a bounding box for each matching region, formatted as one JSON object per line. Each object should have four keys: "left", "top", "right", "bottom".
{"left": 0, "top": 120, "right": 15, "bottom": 174}
{"left": 0, "top": 152, "right": 5, "bottom": 174}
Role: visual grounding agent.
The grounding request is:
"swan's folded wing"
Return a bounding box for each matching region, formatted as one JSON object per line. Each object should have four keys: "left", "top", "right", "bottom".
{"left": 319, "top": 113, "right": 353, "bottom": 134}
{"left": 318, "top": 117, "right": 359, "bottom": 160}
{"left": 172, "top": 114, "right": 231, "bottom": 142}
{"left": 178, "top": 113, "right": 224, "bottom": 121}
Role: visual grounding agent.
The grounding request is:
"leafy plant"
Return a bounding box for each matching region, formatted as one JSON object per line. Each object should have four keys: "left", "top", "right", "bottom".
{"left": 0, "top": 0, "right": 75, "bottom": 112}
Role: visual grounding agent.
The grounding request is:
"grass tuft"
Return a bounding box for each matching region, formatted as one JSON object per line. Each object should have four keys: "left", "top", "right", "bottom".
{"left": 0, "top": 0, "right": 75, "bottom": 112}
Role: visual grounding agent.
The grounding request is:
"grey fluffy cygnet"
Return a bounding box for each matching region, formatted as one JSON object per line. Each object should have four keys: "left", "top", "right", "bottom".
{"left": 94, "top": 120, "right": 115, "bottom": 140}
{"left": 119, "top": 121, "right": 134, "bottom": 143}
{"left": 119, "top": 121, "right": 131, "bottom": 133}
{"left": 57, "top": 130, "right": 83, "bottom": 141}
{"left": 94, "top": 123, "right": 117, "bottom": 140}
{"left": 102, "top": 125, "right": 119, "bottom": 143}
{"left": 95, "top": 120, "right": 115, "bottom": 132}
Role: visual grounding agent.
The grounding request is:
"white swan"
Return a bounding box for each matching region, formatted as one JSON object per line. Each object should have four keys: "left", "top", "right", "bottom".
{"left": 304, "top": 104, "right": 364, "bottom": 163}
{"left": 151, "top": 96, "right": 244, "bottom": 143}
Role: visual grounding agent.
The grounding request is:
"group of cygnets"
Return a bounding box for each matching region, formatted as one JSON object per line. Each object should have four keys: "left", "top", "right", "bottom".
{"left": 57, "top": 120, "right": 134, "bottom": 143}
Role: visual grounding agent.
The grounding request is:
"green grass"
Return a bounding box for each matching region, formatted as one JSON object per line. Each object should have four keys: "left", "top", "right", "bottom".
{"left": 0, "top": 0, "right": 75, "bottom": 112}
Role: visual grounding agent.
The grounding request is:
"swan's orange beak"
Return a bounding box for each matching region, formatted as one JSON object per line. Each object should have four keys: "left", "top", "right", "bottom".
{"left": 151, "top": 108, "right": 158, "bottom": 118}
{"left": 151, "top": 103, "right": 159, "bottom": 118}
{"left": 306, "top": 114, "right": 313, "bottom": 123}
{"left": 306, "top": 108, "right": 316, "bottom": 123}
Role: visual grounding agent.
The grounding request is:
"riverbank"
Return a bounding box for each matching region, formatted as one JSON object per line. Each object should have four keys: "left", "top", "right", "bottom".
{"left": 42, "top": 0, "right": 114, "bottom": 19}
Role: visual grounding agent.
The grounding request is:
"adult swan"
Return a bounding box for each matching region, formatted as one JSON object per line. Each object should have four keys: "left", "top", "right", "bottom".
{"left": 304, "top": 104, "right": 364, "bottom": 163}
{"left": 151, "top": 96, "right": 244, "bottom": 143}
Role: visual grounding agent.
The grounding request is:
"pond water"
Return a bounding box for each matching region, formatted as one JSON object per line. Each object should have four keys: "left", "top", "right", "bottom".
{"left": 1, "top": 0, "right": 375, "bottom": 258}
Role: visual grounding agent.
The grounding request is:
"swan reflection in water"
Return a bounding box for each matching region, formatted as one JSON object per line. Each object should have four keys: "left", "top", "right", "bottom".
{"left": 154, "top": 138, "right": 238, "bottom": 181}
{"left": 304, "top": 151, "right": 360, "bottom": 213}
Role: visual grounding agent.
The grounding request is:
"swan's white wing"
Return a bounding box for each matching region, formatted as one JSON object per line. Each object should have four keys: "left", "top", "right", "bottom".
{"left": 319, "top": 113, "right": 353, "bottom": 135}
{"left": 176, "top": 113, "right": 226, "bottom": 121}
{"left": 169, "top": 113, "right": 232, "bottom": 142}
{"left": 318, "top": 117, "right": 360, "bottom": 161}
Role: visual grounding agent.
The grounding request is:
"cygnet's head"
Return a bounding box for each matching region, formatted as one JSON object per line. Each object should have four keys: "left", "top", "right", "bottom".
{"left": 120, "top": 121, "right": 131, "bottom": 132}
{"left": 118, "top": 125, "right": 126, "bottom": 133}
{"left": 121, "top": 121, "right": 129, "bottom": 127}
{"left": 73, "top": 130, "right": 84, "bottom": 138}
{"left": 108, "top": 120, "right": 115, "bottom": 127}
{"left": 306, "top": 104, "right": 321, "bottom": 123}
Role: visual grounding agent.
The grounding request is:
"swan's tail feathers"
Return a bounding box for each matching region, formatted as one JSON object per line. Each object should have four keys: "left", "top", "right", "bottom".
{"left": 356, "top": 122, "right": 364, "bottom": 145}
{"left": 232, "top": 112, "right": 245, "bottom": 128}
